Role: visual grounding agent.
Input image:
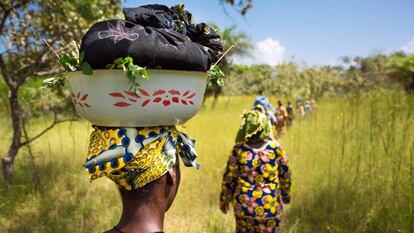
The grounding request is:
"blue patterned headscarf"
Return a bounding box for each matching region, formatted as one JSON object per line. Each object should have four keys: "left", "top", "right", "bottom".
{"left": 253, "top": 95, "right": 276, "bottom": 124}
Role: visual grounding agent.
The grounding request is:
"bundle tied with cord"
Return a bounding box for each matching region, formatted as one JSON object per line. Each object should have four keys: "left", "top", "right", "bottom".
{"left": 77, "top": 4, "right": 223, "bottom": 190}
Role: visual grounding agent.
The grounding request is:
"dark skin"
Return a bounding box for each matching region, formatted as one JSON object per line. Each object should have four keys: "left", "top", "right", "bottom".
{"left": 104, "top": 161, "right": 181, "bottom": 233}
{"left": 219, "top": 138, "right": 270, "bottom": 214}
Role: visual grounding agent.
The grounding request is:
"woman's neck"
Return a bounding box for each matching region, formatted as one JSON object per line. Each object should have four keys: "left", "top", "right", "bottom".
{"left": 246, "top": 138, "right": 269, "bottom": 149}
{"left": 114, "top": 198, "right": 165, "bottom": 233}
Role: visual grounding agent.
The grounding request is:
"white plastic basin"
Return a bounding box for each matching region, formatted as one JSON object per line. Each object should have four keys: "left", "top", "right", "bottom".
{"left": 67, "top": 69, "right": 207, "bottom": 127}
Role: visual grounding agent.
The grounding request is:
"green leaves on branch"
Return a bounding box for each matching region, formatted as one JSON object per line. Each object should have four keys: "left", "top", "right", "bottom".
{"left": 42, "top": 54, "right": 149, "bottom": 93}
{"left": 208, "top": 65, "right": 226, "bottom": 87}
{"left": 222, "top": 0, "right": 253, "bottom": 15}
{"left": 59, "top": 52, "right": 93, "bottom": 75}
{"left": 106, "top": 56, "right": 149, "bottom": 94}
{"left": 45, "top": 51, "right": 221, "bottom": 92}
{"left": 81, "top": 62, "right": 93, "bottom": 75}
{"left": 42, "top": 51, "right": 92, "bottom": 90}
{"left": 41, "top": 75, "right": 66, "bottom": 91}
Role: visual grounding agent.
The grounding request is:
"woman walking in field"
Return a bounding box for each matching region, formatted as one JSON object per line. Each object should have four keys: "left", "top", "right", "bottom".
{"left": 220, "top": 110, "right": 291, "bottom": 233}
{"left": 275, "top": 100, "right": 288, "bottom": 138}
{"left": 253, "top": 95, "right": 277, "bottom": 126}
{"left": 286, "top": 101, "right": 295, "bottom": 127}
{"left": 296, "top": 98, "right": 305, "bottom": 118}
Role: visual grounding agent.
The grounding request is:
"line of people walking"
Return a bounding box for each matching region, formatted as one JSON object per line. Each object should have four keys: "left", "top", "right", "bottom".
{"left": 252, "top": 96, "right": 317, "bottom": 139}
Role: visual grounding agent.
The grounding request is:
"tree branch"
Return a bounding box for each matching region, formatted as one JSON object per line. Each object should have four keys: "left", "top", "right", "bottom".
{"left": 0, "top": 0, "right": 31, "bottom": 35}
{"left": 19, "top": 113, "right": 78, "bottom": 147}
{"left": 16, "top": 48, "right": 58, "bottom": 84}
{"left": 33, "top": 68, "right": 61, "bottom": 77}
{"left": 0, "top": 54, "right": 13, "bottom": 87}
{"left": 0, "top": 8, "right": 11, "bottom": 34}
{"left": 21, "top": 116, "right": 41, "bottom": 191}
{"left": 12, "top": 0, "right": 32, "bottom": 10}
{"left": 0, "top": 2, "right": 7, "bottom": 11}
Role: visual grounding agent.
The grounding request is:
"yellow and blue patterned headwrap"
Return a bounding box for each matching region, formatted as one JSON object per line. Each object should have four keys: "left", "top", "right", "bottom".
{"left": 85, "top": 126, "right": 199, "bottom": 190}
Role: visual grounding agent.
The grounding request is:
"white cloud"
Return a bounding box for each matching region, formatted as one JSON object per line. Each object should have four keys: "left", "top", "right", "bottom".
{"left": 401, "top": 37, "right": 414, "bottom": 54}
{"left": 233, "top": 38, "right": 285, "bottom": 66}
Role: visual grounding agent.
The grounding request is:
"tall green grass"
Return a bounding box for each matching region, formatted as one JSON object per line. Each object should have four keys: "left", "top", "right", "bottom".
{"left": 283, "top": 91, "right": 414, "bottom": 233}
{"left": 0, "top": 92, "right": 413, "bottom": 233}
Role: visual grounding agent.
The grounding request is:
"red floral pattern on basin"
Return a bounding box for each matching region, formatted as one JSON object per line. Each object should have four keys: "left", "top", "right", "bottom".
{"left": 109, "top": 89, "right": 196, "bottom": 108}
{"left": 71, "top": 92, "right": 91, "bottom": 108}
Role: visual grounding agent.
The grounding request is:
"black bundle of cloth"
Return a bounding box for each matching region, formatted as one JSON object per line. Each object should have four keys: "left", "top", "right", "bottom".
{"left": 80, "top": 4, "right": 223, "bottom": 72}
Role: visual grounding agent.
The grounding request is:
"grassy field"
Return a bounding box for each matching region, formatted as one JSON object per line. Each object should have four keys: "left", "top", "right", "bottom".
{"left": 0, "top": 91, "right": 413, "bottom": 233}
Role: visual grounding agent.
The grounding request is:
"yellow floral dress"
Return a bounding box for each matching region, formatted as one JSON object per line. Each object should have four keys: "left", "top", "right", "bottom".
{"left": 220, "top": 140, "right": 291, "bottom": 233}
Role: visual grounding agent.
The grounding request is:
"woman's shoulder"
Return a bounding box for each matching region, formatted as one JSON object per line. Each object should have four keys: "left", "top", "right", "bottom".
{"left": 232, "top": 143, "right": 245, "bottom": 154}
{"left": 265, "top": 140, "right": 285, "bottom": 154}
{"left": 265, "top": 139, "right": 279, "bottom": 149}
{"left": 233, "top": 142, "right": 243, "bottom": 150}
{"left": 233, "top": 139, "right": 283, "bottom": 154}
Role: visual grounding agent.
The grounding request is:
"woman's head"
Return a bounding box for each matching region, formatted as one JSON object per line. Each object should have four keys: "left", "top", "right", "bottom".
{"left": 119, "top": 160, "right": 181, "bottom": 212}
{"left": 277, "top": 100, "right": 283, "bottom": 106}
{"left": 253, "top": 104, "right": 266, "bottom": 114}
{"left": 235, "top": 110, "right": 272, "bottom": 144}
{"left": 84, "top": 126, "right": 199, "bottom": 215}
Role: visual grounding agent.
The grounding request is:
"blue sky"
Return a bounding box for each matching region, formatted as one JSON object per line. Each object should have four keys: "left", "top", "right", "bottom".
{"left": 125, "top": 0, "right": 414, "bottom": 66}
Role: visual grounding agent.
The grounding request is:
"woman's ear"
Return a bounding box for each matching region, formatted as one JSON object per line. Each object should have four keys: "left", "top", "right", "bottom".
{"left": 164, "top": 162, "right": 181, "bottom": 211}
{"left": 166, "top": 165, "right": 177, "bottom": 186}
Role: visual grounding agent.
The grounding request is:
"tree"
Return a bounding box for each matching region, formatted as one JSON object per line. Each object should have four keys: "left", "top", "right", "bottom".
{"left": 215, "top": 26, "right": 253, "bottom": 72}
{"left": 389, "top": 53, "right": 414, "bottom": 91}
{"left": 342, "top": 54, "right": 393, "bottom": 95}
{"left": 0, "top": 0, "right": 121, "bottom": 182}
{"left": 211, "top": 25, "right": 253, "bottom": 98}
{"left": 220, "top": 0, "right": 253, "bottom": 15}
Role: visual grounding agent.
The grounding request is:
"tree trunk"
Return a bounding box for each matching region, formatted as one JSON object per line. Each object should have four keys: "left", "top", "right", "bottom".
{"left": 2, "top": 87, "right": 21, "bottom": 182}
{"left": 214, "top": 87, "right": 222, "bottom": 100}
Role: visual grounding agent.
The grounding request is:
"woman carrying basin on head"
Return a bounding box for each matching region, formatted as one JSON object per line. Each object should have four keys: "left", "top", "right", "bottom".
{"left": 87, "top": 126, "right": 198, "bottom": 233}
{"left": 76, "top": 3, "right": 223, "bottom": 233}
{"left": 219, "top": 110, "right": 292, "bottom": 233}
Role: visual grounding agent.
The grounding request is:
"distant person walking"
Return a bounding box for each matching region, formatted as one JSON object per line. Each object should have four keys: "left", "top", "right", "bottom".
{"left": 304, "top": 100, "right": 312, "bottom": 116}
{"left": 220, "top": 110, "right": 291, "bottom": 233}
{"left": 296, "top": 98, "right": 305, "bottom": 118}
{"left": 311, "top": 99, "right": 318, "bottom": 113}
{"left": 275, "top": 100, "right": 287, "bottom": 138}
{"left": 253, "top": 95, "right": 277, "bottom": 126}
{"left": 286, "top": 101, "right": 294, "bottom": 127}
